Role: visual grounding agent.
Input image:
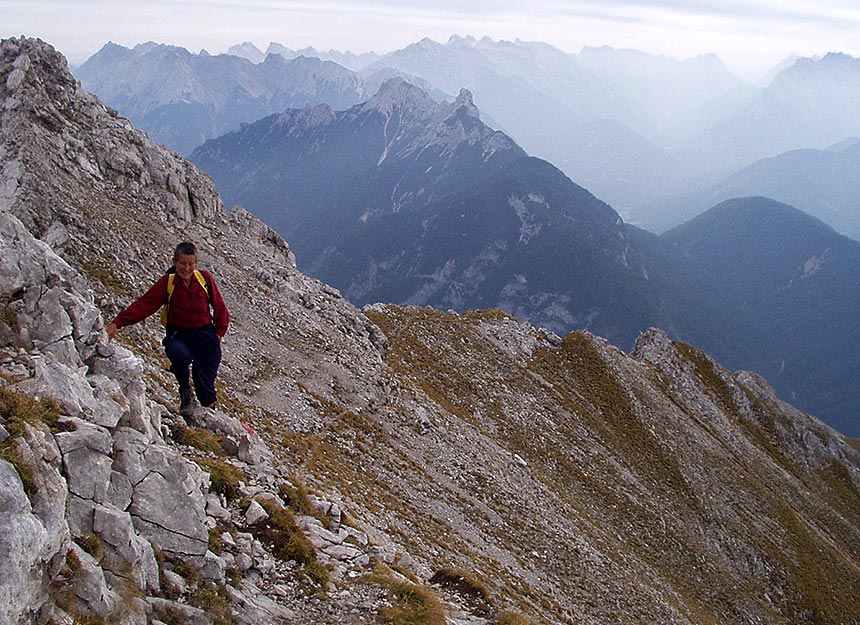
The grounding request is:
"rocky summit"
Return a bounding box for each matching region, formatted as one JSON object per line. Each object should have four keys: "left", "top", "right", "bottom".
{"left": 2, "top": 37, "right": 860, "bottom": 625}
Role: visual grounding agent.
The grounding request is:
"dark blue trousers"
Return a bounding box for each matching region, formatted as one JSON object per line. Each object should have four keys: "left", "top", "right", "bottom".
{"left": 164, "top": 324, "right": 222, "bottom": 406}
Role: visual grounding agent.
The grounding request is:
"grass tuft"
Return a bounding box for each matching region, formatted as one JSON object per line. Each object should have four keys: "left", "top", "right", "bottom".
{"left": 493, "top": 610, "right": 534, "bottom": 625}
{"left": 430, "top": 567, "right": 491, "bottom": 604}
{"left": 380, "top": 580, "right": 445, "bottom": 625}
{"left": 173, "top": 425, "right": 225, "bottom": 455}
{"left": 251, "top": 497, "right": 330, "bottom": 588}
{"left": 369, "top": 564, "right": 446, "bottom": 625}
{"left": 188, "top": 582, "right": 234, "bottom": 625}
{"left": 192, "top": 457, "right": 245, "bottom": 502}
{"left": 78, "top": 534, "right": 105, "bottom": 561}
{"left": 0, "top": 386, "right": 62, "bottom": 435}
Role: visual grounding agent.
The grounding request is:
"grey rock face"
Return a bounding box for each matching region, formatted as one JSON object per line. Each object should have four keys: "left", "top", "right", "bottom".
{"left": 121, "top": 430, "right": 211, "bottom": 556}
{"left": 63, "top": 544, "right": 122, "bottom": 620}
{"left": 0, "top": 212, "right": 95, "bottom": 366}
{"left": 0, "top": 460, "right": 54, "bottom": 624}
{"left": 55, "top": 419, "right": 113, "bottom": 502}
{"left": 1, "top": 37, "right": 222, "bottom": 238}
{"left": 192, "top": 408, "right": 273, "bottom": 468}
{"left": 244, "top": 500, "right": 269, "bottom": 526}
{"left": 92, "top": 505, "right": 160, "bottom": 591}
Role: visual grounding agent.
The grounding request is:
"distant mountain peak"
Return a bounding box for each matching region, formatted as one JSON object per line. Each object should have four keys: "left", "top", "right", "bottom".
{"left": 448, "top": 34, "right": 477, "bottom": 46}
{"left": 133, "top": 41, "right": 162, "bottom": 53}
{"left": 362, "top": 77, "right": 436, "bottom": 116}
{"left": 227, "top": 41, "right": 265, "bottom": 63}
{"left": 822, "top": 51, "right": 858, "bottom": 63}
{"left": 453, "top": 87, "right": 479, "bottom": 118}
{"left": 410, "top": 37, "right": 446, "bottom": 54}
{"left": 265, "top": 42, "right": 296, "bottom": 60}
{"left": 779, "top": 51, "right": 860, "bottom": 81}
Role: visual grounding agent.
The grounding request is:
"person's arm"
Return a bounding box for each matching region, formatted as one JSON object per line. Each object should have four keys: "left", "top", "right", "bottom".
{"left": 110, "top": 274, "right": 170, "bottom": 338}
{"left": 204, "top": 271, "right": 230, "bottom": 338}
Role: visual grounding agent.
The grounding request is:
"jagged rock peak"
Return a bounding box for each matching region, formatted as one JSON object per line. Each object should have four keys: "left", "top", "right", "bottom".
{"left": 227, "top": 41, "right": 265, "bottom": 62}
{"left": 447, "top": 34, "right": 477, "bottom": 46}
{"left": 630, "top": 326, "right": 674, "bottom": 360}
{"left": 453, "top": 87, "right": 480, "bottom": 118}
{"left": 2, "top": 36, "right": 75, "bottom": 96}
{"left": 361, "top": 76, "right": 436, "bottom": 115}
{"left": 133, "top": 41, "right": 166, "bottom": 54}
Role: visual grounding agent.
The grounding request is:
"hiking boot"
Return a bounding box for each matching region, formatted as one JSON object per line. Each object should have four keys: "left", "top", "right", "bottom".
{"left": 179, "top": 386, "right": 194, "bottom": 417}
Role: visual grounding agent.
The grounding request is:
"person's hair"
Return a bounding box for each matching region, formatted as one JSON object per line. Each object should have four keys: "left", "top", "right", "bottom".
{"left": 173, "top": 241, "right": 197, "bottom": 261}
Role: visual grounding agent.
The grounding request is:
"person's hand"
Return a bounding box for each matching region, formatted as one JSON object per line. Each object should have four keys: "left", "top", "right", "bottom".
{"left": 107, "top": 322, "right": 117, "bottom": 341}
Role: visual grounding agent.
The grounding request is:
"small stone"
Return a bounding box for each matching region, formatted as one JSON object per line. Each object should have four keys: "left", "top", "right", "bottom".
{"left": 245, "top": 500, "right": 269, "bottom": 526}
{"left": 162, "top": 570, "right": 187, "bottom": 595}
{"left": 206, "top": 494, "right": 231, "bottom": 521}
{"left": 235, "top": 553, "right": 253, "bottom": 572}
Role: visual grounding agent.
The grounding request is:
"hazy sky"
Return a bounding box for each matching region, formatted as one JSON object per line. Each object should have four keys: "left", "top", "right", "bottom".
{"left": 3, "top": 0, "right": 859, "bottom": 80}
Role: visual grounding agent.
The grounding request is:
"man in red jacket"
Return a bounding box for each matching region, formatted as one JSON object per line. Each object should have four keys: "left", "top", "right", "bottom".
{"left": 108, "top": 242, "right": 230, "bottom": 416}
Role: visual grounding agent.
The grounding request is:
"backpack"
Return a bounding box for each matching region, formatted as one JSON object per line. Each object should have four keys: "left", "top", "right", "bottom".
{"left": 160, "top": 269, "right": 209, "bottom": 327}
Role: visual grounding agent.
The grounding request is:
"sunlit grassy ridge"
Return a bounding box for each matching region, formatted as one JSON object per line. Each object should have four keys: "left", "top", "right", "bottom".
{"left": 354, "top": 305, "right": 860, "bottom": 624}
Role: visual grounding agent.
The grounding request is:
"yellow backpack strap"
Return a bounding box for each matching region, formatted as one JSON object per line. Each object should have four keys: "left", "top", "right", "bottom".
{"left": 193, "top": 270, "right": 209, "bottom": 295}
{"left": 160, "top": 272, "right": 176, "bottom": 327}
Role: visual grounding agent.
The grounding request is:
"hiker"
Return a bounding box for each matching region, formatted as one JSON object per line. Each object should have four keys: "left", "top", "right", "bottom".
{"left": 107, "top": 242, "right": 230, "bottom": 416}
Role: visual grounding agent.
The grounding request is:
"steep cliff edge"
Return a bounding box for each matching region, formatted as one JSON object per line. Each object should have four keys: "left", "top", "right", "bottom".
{"left": 2, "top": 37, "right": 860, "bottom": 625}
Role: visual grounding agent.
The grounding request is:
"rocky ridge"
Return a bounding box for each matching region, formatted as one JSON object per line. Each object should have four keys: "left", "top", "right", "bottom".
{"left": 2, "top": 37, "right": 860, "bottom": 625}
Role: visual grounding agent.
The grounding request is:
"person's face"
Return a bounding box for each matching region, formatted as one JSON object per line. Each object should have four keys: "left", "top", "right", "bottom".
{"left": 174, "top": 253, "right": 197, "bottom": 281}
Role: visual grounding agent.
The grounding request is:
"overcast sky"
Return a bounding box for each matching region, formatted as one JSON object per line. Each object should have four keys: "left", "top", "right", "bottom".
{"left": 3, "top": 0, "right": 859, "bottom": 81}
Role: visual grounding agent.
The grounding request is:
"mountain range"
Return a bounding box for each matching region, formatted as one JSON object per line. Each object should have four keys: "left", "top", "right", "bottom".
{"left": 229, "top": 40, "right": 383, "bottom": 71}
{"left": 684, "top": 53, "right": 860, "bottom": 174}
{"left": 73, "top": 41, "right": 443, "bottom": 156}
{"left": 191, "top": 78, "right": 671, "bottom": 349}
{"left": 640, "top": 138, "right": 860, "bottom": 239}
{"left": 191, "top": 84, "right": 860, "bottom": 436}
{"left": 3, "top": 37, "right": 860, "bottom": 625}
{"left": 75, "top": 37, "right": 860, "bottom": 241}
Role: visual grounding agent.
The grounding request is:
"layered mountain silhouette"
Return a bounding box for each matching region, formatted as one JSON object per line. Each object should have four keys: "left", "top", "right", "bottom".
{"left": 78, "top": 37, "right": 860, "bottom": 236}
{"left": 575, "top": 45, "right": 753, "bottom": 144}
{"left": 73, "top": 37, "right": 744, "bottom": 216}
{"left": 640, "top": 139, "right": 860, "bottom": 239}
{"left": 349, "top": 36, "right": 736, "bottom": 213}
{"left": 75, "top": 42, "right": 442, "bottom": 155}
{"left": 192, "top": 84, "right": 860, "bottom": 436}
{"left": 240, "top": 41, "right": 383, "bottom": 71}
{"left": 686, "top": 53, "right": 860, "bottom": 174}
{"left": 192, "top": 78, "right": 670, "bottom": 349}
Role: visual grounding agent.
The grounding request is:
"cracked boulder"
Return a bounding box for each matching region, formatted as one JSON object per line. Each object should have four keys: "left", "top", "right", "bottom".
{"left": 114, "top": 428, "right": 210, "bottom": 556}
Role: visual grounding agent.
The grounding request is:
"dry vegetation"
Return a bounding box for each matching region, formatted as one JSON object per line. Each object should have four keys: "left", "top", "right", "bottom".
{"left": 357, "top": 305, "right": 860, "bottom": 624}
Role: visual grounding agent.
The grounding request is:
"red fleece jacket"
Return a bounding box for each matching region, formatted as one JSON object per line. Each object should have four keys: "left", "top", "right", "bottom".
{"left": 113, "top": 270, "right": 230, "bottom": 337}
